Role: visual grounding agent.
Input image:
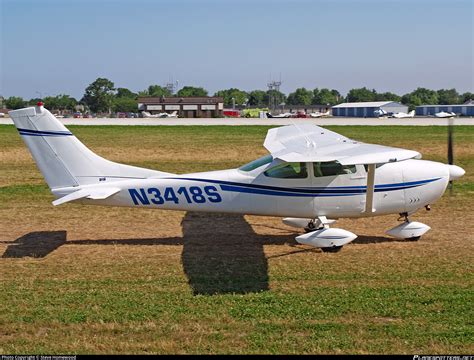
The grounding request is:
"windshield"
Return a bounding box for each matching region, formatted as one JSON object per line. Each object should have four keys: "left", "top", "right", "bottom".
{"left": 239, "top": 154, "right": 273, "bottom": 172}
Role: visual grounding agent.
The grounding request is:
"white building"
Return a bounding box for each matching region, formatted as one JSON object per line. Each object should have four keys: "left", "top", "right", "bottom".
{"left": 332, "top": 101, "right": 408, "bottom": 117}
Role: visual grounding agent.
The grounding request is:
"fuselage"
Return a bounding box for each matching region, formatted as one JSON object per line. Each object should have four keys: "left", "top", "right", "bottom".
{"left": 54, "top": 158, "right": 450, "bottom": 219}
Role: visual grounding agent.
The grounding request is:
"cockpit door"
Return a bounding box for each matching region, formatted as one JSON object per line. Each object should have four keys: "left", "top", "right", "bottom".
{"left": 253, "top": 161, "right": 315, "bottom": 218}
{"left": 312, "top": 162, "right": 366, "bottom": 217}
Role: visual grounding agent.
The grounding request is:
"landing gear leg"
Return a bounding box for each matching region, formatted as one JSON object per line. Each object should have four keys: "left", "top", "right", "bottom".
{"left": 398, "top": 212, "right": 409, "bottom": 223}
{"left": 304, "top": 219, "right": 317, "bottom": 233}
{"left": 304, "top": 216, "right": 329, "bottom": 233}
{"left": 398, "top": 212, "right": 419, "bottom": 240}
{"left": 304, "top": 216, "right": 345, "bottom": 252}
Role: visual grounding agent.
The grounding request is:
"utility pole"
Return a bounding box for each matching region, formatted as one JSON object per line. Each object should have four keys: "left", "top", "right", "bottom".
{"left": 267, "top": 73, "right": 282, "bottom": 112}
{"left": 165, "top": 77, "right": 179, "bottom": 95}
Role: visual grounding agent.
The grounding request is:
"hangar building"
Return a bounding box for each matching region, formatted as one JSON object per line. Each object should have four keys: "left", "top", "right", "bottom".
{"left": 416, "top": 102, "right": 474, "bottom": 116}
{"left": 332, "top": 101, "right": 408, "bottom": 117}
{"left": 138, "top": 96, "right": 224, "bottom": 118}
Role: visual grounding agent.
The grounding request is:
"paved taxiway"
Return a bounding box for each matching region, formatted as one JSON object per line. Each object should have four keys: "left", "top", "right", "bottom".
{"left": 0, "top": 117, "right": 472, "bottom": 126}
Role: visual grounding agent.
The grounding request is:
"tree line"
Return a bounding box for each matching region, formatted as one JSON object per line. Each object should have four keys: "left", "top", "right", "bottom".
{"left": 3, "top": 77, "right": 473, "bottom": 113}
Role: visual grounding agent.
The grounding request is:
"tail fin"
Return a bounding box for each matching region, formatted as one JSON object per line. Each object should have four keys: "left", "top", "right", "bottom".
{"left": 9, "top": 105, "right": 172, "bottom": 190}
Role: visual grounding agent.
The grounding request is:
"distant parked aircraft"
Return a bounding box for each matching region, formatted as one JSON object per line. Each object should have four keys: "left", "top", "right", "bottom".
{"left": 309, "top": 110, "right": 331, "bottom": 118}
{"left": 435, "top": 111, "right": 456, "bottom": 118}
{"left": 142, "top": 111, "right": 178, "bottom": 118}
{"left": 373, "top": 109, "right": 389, "bottom": 117}
{"left": 392, "top": 110, "right": 415, "bottom": 119}
{"left": 266, "top": 112, "right": 293, "bottom": 118}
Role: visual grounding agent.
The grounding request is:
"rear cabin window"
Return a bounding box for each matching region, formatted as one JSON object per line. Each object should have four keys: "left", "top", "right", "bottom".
{"left": 239, "top": 154, "right": 273, "bottom": 172}
{"left": 264, "top": 162, "right": 308, "bottom": 179}
{"left": 313, "top": 161, "right": 356, "bottom": 177}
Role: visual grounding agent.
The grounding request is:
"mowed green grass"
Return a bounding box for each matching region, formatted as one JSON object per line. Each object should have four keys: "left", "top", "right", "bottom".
{"left": 0, "top": 125, "right": 473, "bottom": 354}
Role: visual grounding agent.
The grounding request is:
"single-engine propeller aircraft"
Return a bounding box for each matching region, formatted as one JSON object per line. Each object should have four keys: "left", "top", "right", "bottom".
{"left": 309, "top": 110, "right": 331, "bottom": 118}
{"left": 266, "top": 112, "right": 293, "bottom": 118}
{"left": 141, "top": 110, "right": 178, "bottom": 118}
{"left": 9, "top": 103, "right": 465, "bottom": 252}
{"left": 435, "top": 111, "right": 456, "bottom": 118}
{"left": 391, "top": 110, "right": 415, "bottom": 119}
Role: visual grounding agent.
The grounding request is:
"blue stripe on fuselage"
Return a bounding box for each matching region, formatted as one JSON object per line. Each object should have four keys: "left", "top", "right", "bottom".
{"left": 163, "top": 177, "right": 440, "bottom": 197}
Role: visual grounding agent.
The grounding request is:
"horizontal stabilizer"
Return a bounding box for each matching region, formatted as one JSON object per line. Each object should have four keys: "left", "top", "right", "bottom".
{"left": 52, "top": 187, "right": 120, "bottom": 206}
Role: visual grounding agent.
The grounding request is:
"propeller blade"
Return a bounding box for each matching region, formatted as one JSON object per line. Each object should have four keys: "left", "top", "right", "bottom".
{"left": 447, "top": 118, "right": 454, "bottom": 192}
{"left": 447, "top": 118, "right": 454, "bottom": 165}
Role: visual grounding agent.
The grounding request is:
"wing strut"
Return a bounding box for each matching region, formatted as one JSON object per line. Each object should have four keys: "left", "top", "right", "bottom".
{"left": 365, "top": 164, "right": 376, "bottom": 213}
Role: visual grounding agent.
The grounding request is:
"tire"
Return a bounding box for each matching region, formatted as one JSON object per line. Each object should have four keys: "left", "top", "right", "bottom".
{"left": 406, "top": 236, "right": 421, "bottom": 241}
{"left": 321, "top": 246, "right": 343, "bottom": 253}
{"left": 304, "top": 223, "right": 316, "bottom": 233}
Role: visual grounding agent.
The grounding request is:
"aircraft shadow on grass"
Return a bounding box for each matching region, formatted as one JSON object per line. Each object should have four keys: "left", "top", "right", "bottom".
{"left": 1, "top": 212, "right": 409, "bottom": 295}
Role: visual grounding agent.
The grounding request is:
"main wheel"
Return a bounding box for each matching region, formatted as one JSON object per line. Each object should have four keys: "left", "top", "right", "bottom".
{"left": 304, "top": 224, "right": 316, "bottom": 233}
{"left": 406, "top": 236, "right": 421, "bottom": 241}
{"left": 321, "top": 246, "right": 343, "bottom": 253}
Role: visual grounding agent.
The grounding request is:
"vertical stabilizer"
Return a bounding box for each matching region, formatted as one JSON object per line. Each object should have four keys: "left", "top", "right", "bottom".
{"left": 9, "top": 104, "right": 172, "bottom": 189}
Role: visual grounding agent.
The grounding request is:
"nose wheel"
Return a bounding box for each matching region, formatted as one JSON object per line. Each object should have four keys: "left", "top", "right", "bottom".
{"left": 386, "top": 213, "right": 431, "bottom": 240}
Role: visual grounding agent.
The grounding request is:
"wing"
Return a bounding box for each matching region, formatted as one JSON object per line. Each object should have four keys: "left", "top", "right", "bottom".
{"left": 264, "top": 124, "right": 421, "bottom": 165}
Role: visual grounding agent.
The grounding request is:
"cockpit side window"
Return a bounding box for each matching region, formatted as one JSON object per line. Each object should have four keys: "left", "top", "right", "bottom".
{"left": 313, "top": 161, "right": 356, "bottom": 177}
{"left": 264, "top": 162, "right": 308, "bottom": 179}
{"left": 239, "top": 154, "right": 273, "bottom": 172}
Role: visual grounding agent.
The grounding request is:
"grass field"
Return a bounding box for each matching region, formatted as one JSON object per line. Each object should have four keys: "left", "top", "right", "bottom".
{"left": 0, "top": 125, "right": 473, "bottom": 354}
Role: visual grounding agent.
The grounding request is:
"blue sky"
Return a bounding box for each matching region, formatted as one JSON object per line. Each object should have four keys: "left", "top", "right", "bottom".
{"left": 1, "top": 0, "right": 473, "bottom": 99}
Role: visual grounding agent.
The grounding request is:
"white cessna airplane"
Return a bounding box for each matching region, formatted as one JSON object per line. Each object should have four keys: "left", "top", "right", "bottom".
{"left": 9, "top": 104, "right": 465, "bottom": 252}
{"left": 266, "top": 112, "right": 293, "bottom": 118}
{"left": 435, "top": 111, "right": 456, "bottom": 118}
{"left": 391, "top": 110, "right": 415, "bottom": 119}
{"left": 309, "top": 110, "right": 331, "bottom": 118}
{"left": 141, "top": 110, "right": 178, "bottom": 118}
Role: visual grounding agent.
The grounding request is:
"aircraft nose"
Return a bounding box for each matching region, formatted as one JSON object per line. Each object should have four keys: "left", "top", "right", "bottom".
{"left": 447, "top": 164, "right": 465, "bottom": 181}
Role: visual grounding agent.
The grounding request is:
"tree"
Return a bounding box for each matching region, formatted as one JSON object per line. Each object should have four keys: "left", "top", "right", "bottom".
{"left": 27, "top": 98, "right": 42, "bottom": 106}
{"left": 5, "top": 96, "right": 26, "bottom": 110}
{"left": 375, "top": 91, "right": 401, "bottom": 102}
{"left": 43, "top": 96, "right": 59, "bottom": 110}
{"left": 287, "top": 88, "right": 312, "bottom": 105}
{"left": 401, "top": 87, "right": 438, "bottom": 109}
{"left": 248, "top": 90, "right": 267, "bottom": 107}
{"left": 346, "top": 87, "right": 377, "bottom": 102}
{"left": 42, "top": 94, "right": 77, "bottom": 111}
{"left": 138, "top": 85, "right": 172, "bottom": 97}
{"left": 176, "top": 86, "right": 208, "bottom": 97}
{"left": 82, "top": 77, "right": 115, "bottom": 113}
{"left": 437, "top": 88, "right": 460, "bottom": 105}
{"left": 214, "top": 88, "right": 248, "bottom": 107}
{"left": 112, "top": 97, "right": 137, "bottom": 113}
{"left": 312, "top": 88, "right": 342, "bottom": 105}
{"left": 265, "top": 89, "right": 286, "bottom": 108}
{"left": 461, "top": 92, "right": 474, "bottom": 103}
{"left": 116, "top": 87, "right": 138, "bottom": 99}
